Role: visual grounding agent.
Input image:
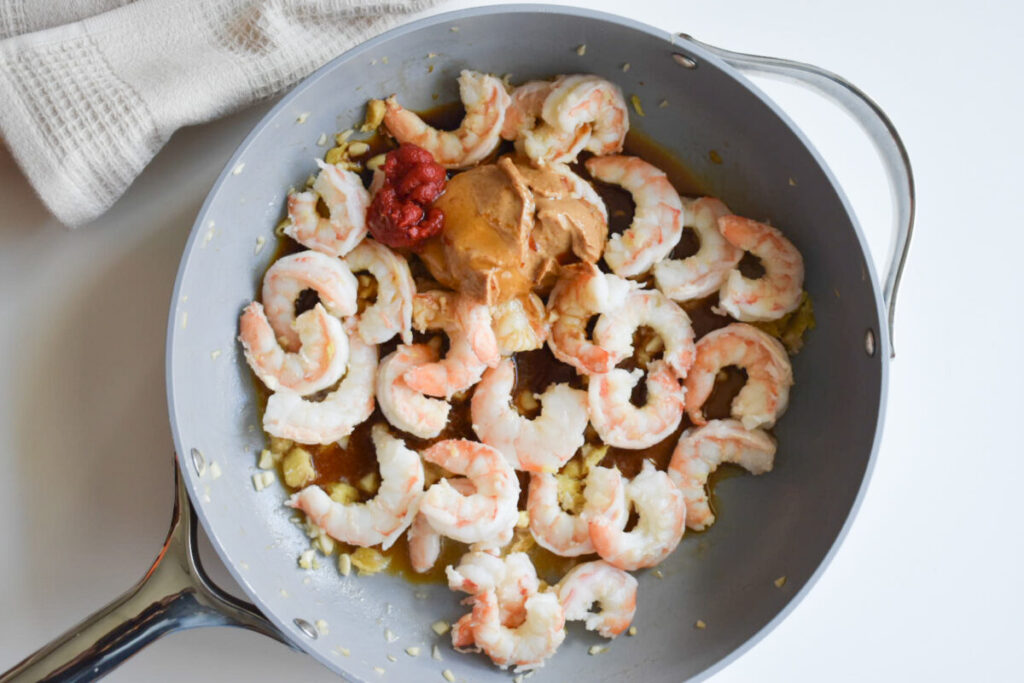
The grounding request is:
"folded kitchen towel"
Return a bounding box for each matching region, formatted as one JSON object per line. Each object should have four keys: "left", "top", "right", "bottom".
{"left": 0, "top": 0, "right": 441, "bottom": 227}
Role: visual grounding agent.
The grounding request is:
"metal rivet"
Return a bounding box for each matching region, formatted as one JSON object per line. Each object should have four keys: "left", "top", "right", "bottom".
{"left": 190, "top": 448, "right": 206, "bottom": 477}
{"left": 865, "top": 329, "right": 876, "bottom": 357}
{"left": 672, "top": 52, "right": 698, "bottom": 69}
{"left": 294, "top": 618, "right": 319, "bottom": 639}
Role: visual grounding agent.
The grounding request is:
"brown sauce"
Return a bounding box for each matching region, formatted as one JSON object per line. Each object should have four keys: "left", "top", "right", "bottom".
{"left": 256, "top": 99, "right": 782, "bottom": 585}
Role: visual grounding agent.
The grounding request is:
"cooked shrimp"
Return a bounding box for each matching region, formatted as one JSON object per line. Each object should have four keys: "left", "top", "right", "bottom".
{"left": 470, "top": 589, "right": 566, "bottom": 671}
{"left": 716, "top": 214, "right": 805, "bottom": 321}
{"left": 546, "top": 263, "right": 634, "bottom": 374}
{"left": 238, "top": 302, "right": 348, "bottom": 395}
{"left": 263, "top": 326, "right": 377, "bottom": 444}
{"left": 407, "top": 478, "right": 474, "bottom": 573}
{"left": 541, "top": 74, "right": 628, "bottom": 156}
{"left": 285, "top": 160, "right": 369, "bottom": 258}
{"left": 684, "top": 323, "right": 793, "bottom": 430}
{"left": 585, "top": 155, "right": 684, "bottom": 278}
{"left": 588, "top": 361, "right": 685, "bottom": 450}
{"left": 403, "top": 293, "right": 500, "bottom": 399}
{"left": 343, "top": 238, "right": 414, "bottom": 344}
{"left": 501, "top": 81, "right": 552, "bottom": 140}
{"left": 448, "top": 551, "right": 540, "bottom": 627}
{"left": 589, "top": 460, "right": 686, "bottom": 570}
{"left": 527, "top": 466, "right": 626, "bottom": 557}
{"left": 501, "top": 80, "right": 591, "bottom": 166}
{"left": 668, "top": 419, "right": 776, "bottom": 530}
{"left": 653, "top": 197, "right": 743, "bottom": 302}
{"left": 593, "top": 287, "right": 696, "bottom": 378}
{"left": 287, "top": 424, "right": 424, "bottom": 549}
{"left": 452, "top": 612, "right": 478, "bottom": 651}
{"left": 383, "top": 70, "right": 510, "bottom": 169}
{"left": 490, "top": 293, "right": 549, "bottom": 355}
{"left": 471, "top": 359, "right": 588, "bottom": 472}
{"left": 376, "top": 344, "right": 450, "bottom": 440}
{"left": 556, "top": 560, "right": 637, "bottom": 638}
{"left": 261, "top": 250, "right": 358, "bottom": 351}
{"left": 418, "top": 440, "right": 520, "bottom": 547}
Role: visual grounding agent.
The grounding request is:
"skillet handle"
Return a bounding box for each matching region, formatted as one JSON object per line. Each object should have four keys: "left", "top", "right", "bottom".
{"left": 0, "top": 463, "right": 290, "bottom": 683}
{"left": 677, "top": 34, "right": 915, "bottom": 357}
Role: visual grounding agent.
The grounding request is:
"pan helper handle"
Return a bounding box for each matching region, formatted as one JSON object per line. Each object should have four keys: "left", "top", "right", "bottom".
{"left": 675, "top": 34, "right": 915, "bottom": 358}
{"left": 0, "top": 463, "right": 287, "bottom": 683}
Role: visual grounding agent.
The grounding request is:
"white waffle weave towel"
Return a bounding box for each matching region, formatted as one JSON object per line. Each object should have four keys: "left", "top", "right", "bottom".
{"left": 0, "top": 0, "right": 439, "bottom": 227}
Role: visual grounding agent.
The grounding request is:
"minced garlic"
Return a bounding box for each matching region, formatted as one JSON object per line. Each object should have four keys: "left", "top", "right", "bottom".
{"left": 351, "top": 547, "right": 390, "bottom": 575}
{"left": 282, "top": 447, "right": 316, "bottom": 488}
{"left": 328, "top": 481, "right": 360, "bottom": 504}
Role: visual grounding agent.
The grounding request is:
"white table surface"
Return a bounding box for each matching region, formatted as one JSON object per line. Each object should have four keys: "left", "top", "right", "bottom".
{"left": 2, "top": 0, "right": 1021, "bottom": 680}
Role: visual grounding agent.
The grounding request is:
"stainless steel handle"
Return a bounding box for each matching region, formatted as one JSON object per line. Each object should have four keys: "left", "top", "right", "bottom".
{"left": 0, "top": 462, "right": 289, "bottom": 682}
{"left": 677, "top": 34, "right": 915, "bottom": 357}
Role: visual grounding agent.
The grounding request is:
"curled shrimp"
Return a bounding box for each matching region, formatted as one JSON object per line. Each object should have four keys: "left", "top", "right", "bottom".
{"left": 450, "top": 552, "right": 542, "bottom": 654}
{"left": 546, "top": 263, "right": 634, "bottom": 374}
{"left": 285, "top": 160, "right": 369, "bottom": 257}
{"left": 502, "top": 80, "right": 591, "bottom": 165}
{"left": 407, "top": 478, "right": 474, "bottom": 573}
{"left": 585, "top": 155, "right": 684, "bottom": 278}
{"left": 287, "top": 424, "right": 424, "bottom": 548}
{"left": 668, "top": 419, "right": 776, "bottom": 531}
{"left": 716, "top": 214, "right": 805, "bottom": 321}
{"left": 418, "top": 439, "right": 520, "bottom": 547}
{"left": 527, "top": 466, "right": 626, "bottom": 557}
{"left": 404, "top": 292, "right": 500, "bottom": 399}
{"left": 541, "top": 74, "right": 628, "bottom": 156}
{"left": 589, "top": 460, "right": 686, "bottom": 571}
{"left": 238, "top": 302, "right": 348, "bottom": 395}
{"left": 383, "top": 70, "right": 510, "bottom": 169}
{"left": 588, "top": 361, "right": 685, "bottom": 450}
{"left": 653, "top": 197, "right": 743, "bottom": 302}
{"left": 556, "top": 560, "right": 637, "bottom": 638}
{"left": 684, "top": 323, "right": 793, "bottom": 430}
{"left": 593, "top": 287, "right": 696, "bottom": 378}
{"left": 261, "top": 250, "right": 358, "bottom": 352}
{"left": 469, "top": 589, "right": 566, "bottom": 671}
{"left": 344, "top": 238, "right": 414, "bottom": 344}
{"left": 448, "top": 551, "right": 540, "bottom": 626}
{"left": 263, "top": 326, "right": 377, "bottom": 444}
{"left": 376, "top": 344, "right": 450, "bottom": 440}
{"left": 471, "top": 358, "right": 589, "bottom": 472}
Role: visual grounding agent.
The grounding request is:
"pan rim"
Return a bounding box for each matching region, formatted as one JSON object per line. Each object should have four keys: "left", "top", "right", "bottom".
{"left": 164, "top": 4, "right": 891, "bottom": 680}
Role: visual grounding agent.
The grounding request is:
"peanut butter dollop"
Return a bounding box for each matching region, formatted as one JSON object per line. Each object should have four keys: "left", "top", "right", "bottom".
{"left": 420, "top": 156, "right": 607, "bottom": 304}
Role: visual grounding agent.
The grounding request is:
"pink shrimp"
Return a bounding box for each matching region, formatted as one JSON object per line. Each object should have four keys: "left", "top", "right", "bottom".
{"left": 585, "top": 155, "right": 684, "bottom": 278}
{"left": 287, "top": 425, "right": 424, "bottom": 549}
{"left": 418, "top": 440, "right": 520, "bottom": 547}
{"left": 668, "top": 419, "right": 776, "bottom": 530}
{"left": 261, "top": 250, "right": 358, "bottom": 351}
{"left": 546, "top": 262, "right": 634, "bottom": 374}
{"left": 527, "top": 466, "right": 626, "bottom": 557}
{"left": 285, "top": 160, "right": 369, "bottom": 257}
{"left": 589, "top": 461, "right": 686, "bottom": 571}
{"left": 470, "top": 358, "right": 588, "bottom": 472}
{"left": 556, "top": 560, "right": 637, "bottom": 638}
{"left": 383, "top": 70, "right": 510, "bottom": 169}
{"left": 238, "top": 302, "right": 348, "bottom": 395}
{"left": 716, "top": 214, "right": 805, "bottom": 321}
{"left": 684, "top": 323, "right": 793, "bottom": 430}
{"left": 588, "top": 360, "right": 685, "bottom": 450}
{"left": 403, "top": 292, "right": 500, "bottom": 399}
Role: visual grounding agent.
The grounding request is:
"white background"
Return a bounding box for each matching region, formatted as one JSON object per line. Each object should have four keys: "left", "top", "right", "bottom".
{"left": 2, "top": 0, "right": 1022, "bottom": 681}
